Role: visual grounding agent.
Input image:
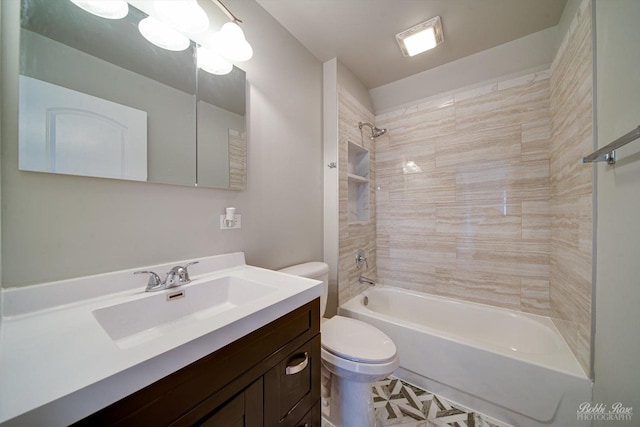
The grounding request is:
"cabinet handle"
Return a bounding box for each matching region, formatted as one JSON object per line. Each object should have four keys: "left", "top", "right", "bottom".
{"left": 285, "top": 351, "right": 309, "bottom": 375}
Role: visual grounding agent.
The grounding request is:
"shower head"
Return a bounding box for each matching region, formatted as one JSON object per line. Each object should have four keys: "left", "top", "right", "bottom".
{"left": 372, "top": 127, "right": 387, "bottom": 138}
{"left": 358, "top": 122, "right": 387, "bottom": 140}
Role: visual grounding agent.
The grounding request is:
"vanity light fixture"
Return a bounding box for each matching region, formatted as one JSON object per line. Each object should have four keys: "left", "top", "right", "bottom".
{"left": 71, "top": 0, "right": 253, "bottom": 75}
{"left": 197, "top": 45, "right": 233, "bottom": 75}
{"left": 204, "top": 22, "right": 253, "bottom": 62}
{"left": 69, "top": 0, "right": 129, "bottom": 19}
{"left": 207, "top": 0, "right": 254, "bottom": 62}
{"left": 153, "top": 0, "right": 210, "bottom": 34}
{"left": 396, "top": 16, "right": 444, "bottom": 57}
{"left": 138, "top": 16, "right": 191, "bottom": 51}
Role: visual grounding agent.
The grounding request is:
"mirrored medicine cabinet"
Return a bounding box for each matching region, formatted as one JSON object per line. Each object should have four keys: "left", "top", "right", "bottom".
{"left": 18, "top": 0, "right": 247, "bottom": 190}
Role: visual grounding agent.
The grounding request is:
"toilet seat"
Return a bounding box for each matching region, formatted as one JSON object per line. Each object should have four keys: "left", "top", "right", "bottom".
{"left": 321, "top": 315, "right": 397, "bottom": 364}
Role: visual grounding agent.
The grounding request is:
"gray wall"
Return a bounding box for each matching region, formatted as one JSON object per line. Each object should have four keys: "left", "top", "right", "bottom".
{"left": 593, "top": 0, "right": 640, "bottom": 423}
{"left": 337, "top": 60, "right": 373, "bottom": 113}
{"left": 323, "top": 58, "right": 339, "bottom": 317}
{"left": 370, "top": 26, "right": 557, "bottom": 114}
{"left": 1, "top": 0, "right": 323, "bottom": 287}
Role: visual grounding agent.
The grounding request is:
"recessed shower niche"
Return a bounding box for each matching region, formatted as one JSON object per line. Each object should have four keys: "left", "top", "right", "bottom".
{"left": 347, "top": 140, "right": 370, "bottom": 222}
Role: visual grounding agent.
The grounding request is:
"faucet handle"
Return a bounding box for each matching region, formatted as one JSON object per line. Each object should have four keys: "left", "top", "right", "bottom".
{"left": 355, "top": 249, "right": 368, "bottom": 270}
{"left": 182, "top": 261, "right": 199, "bottom": 282}
{"left": 167, "top": 261, "right": 200, "bottom": 287}
{"left": 134, "top": 270, "right": 164, "bottom": 292}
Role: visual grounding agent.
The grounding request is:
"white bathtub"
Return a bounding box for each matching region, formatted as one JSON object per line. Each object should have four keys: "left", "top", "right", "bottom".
{"left": 339, "top": 286, "right": 592, "bottom": 427}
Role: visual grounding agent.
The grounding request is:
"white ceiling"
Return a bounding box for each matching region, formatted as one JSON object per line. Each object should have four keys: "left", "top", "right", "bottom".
{"left": 256, "top": 0, "right": 568, "bottom": 89}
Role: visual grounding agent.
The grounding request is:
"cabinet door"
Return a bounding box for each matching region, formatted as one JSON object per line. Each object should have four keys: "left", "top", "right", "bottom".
{"left": 291, "top": 402, "right": 321, "bottom": 427}
{"left": 198, "top": 378, "right": 263, "bottom": 427}
{"left": 264, "top": 335, "right": 321, "bottom": 426}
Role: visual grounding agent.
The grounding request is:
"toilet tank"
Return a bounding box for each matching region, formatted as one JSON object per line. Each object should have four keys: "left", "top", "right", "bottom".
{"left": 279, "top": 262, "right": 328, "bottom": 317}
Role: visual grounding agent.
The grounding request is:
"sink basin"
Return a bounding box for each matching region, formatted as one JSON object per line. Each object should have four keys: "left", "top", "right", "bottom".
{"left": 93, "top": 276, "right": 276, "bottom": 348}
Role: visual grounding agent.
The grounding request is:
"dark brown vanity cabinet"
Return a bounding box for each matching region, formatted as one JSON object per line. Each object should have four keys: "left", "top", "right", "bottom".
{"left": 74, "top": 300, "right": 321, "bottom": 427}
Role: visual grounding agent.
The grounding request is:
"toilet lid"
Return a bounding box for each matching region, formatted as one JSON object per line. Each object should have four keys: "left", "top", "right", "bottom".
{"left": 321, "top": 316, "right": 397, "bottom": 363}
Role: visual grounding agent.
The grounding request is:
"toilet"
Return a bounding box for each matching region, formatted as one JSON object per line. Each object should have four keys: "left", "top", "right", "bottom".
{"left": 279, "top": 262, "right": 399, "bottom": 427}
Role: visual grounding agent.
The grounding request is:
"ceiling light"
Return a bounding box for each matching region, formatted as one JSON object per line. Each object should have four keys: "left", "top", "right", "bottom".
{"left": 69, "top": 0, "right": 128, "bottom": 19}
{"left": 138, "top": 17, "right": 190, "bottom": 51}
{"left": 197, "top": 46, "right": 233, "bottom": 75}
{"left": 153, "top": 0, "right": 209, "bottom": 34}
{"left": 205, "top": 22, "right": 253, "bottom": 62}
{"left": 396, "top": 16, "right": 444, "bottom": 57}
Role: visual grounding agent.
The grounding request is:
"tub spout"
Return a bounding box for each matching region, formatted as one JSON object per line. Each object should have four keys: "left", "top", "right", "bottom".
{"left": 359, "top": 275, "right": 375, "bottom": 285}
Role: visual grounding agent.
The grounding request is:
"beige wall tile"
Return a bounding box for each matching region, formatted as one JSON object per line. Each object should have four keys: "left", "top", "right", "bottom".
{"left": 388, "top": 171, "right": 457, "bottom": 204}
{"left": 374, "top": 68, "right": 553, "bottom": 326}
{"left": 549, "top": 0, "right": 593, "bottom": 375}
{"left": 338, "top": 87, "right": 377, "bottom": 305}
{"left": 498, "top": 69, "right": 550, "bottom": 91}
{"left": 521, "top": 278, "right": 551, "bottom": 316}
{"left": 435, "top": 269, "right": 522, "bottom": 310}
{"left": 378, "top": 201, "right": 436, "bottom": 238}
{"left": 454, "top": 82, "right": 498, "bottom": 103}
{"left": 522, "top": 119, "right": 552, "bottom": 162}
{"left": 522, "top": 200, "right": 551, "bottom": 241}
{"left": 455, "top": 160, "right": 549, "bottom": 204}
{"left": 436, "top": 202, "right": 522, "bottom": 238}
{"left": 455, "top": 79, "right": 549, "bottom": 133}
{"left": 387, "top": 105, "right": 456, "bottom": 147}
{"left": 456, "top": 237, "right": 549, "bottom": 279}
{"left": 228, "top": 133, "right": 246, "bottom": 190}
{"left": 376, "top": 266, "right": 437, "bottom": 294}
{"left": 389, "top": 235, "right": 457, "bottom": 268}
{"left": 435, "top": 125, "right": 522, "bottom": 169}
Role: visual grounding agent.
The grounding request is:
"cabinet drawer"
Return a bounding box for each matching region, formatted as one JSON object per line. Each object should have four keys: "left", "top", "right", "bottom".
{"left": 265, "top": 335, "right": 321, "bottom": 426}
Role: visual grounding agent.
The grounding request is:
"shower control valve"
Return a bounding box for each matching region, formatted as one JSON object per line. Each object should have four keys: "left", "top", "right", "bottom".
{"left": 355, "top": 249, "right": 368, "bottom": 270}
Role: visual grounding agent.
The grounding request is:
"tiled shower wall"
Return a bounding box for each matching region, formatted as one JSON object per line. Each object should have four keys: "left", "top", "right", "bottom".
{"left": 372, "top": 0, "right": 593, "bottom": 375}
{"left": 338, "top": 87, "right": 377, "bottom": 304}
{"left": 229, "top": 131, "right": 247, "bottom": 190}
{"left": 375, "top": 70, "right": 553, "bottom": 316}
{"left": 549, "top": 0, "right": 593, "bottom": 374}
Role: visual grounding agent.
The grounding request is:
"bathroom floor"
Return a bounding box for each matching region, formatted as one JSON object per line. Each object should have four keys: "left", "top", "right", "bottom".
{"left": 322, "top": 376, "right": 509, "bottom": 427}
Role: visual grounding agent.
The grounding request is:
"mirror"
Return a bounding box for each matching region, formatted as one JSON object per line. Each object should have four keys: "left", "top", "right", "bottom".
{"left": 197, "top": 62, "right": 246, "bottom": 189}
{"left": 18, "top": 0, "right": 246, "bottom": 190}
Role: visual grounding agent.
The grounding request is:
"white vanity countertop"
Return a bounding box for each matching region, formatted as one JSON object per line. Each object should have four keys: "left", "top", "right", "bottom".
{"left": 0, "top": 253, "right": 322, "bottom": 426}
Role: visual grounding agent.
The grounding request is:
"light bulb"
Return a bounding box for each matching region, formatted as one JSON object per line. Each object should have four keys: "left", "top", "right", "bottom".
{"left": 153, "top": 0, "right": 209, "bottom": 34}
{"left": 197, "top": 46, "right": 233, "bottom": 75}
{"left": 403, "top": 27, "right": 437, "bottom": 56}
{"left": 205, "top": 22, "right": 253, "bottom": 62}
{"left": 138, "top": 17, "right": 190, "bottom": 51}
{"left": 220, "top": 22, "right": 245, "bottom": 40}
{"left": 224, "top": 38, "right": 253, "bottom": 62}
{"left": 69, "top": 0, "right": 128, "bottom": 19}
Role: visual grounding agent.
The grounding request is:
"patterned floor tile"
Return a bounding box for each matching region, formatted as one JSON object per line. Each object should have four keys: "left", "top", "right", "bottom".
{"left": 372, "top": 377, "right": 477, "bottom": 427}
{"left": 322, "top": 376, "right": 510, "bottom": 427}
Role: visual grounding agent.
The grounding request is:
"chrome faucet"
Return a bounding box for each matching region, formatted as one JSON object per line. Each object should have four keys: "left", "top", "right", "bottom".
{"left": 359, "top": 275, "right": 375, "bottom": 285}
{"left": 134, "top": 261, "right": 199, "bottom": 292}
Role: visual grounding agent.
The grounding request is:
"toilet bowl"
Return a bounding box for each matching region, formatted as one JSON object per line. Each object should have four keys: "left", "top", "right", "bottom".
{"left": 279, "top": 262, "right": 399, "bottom": 427}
